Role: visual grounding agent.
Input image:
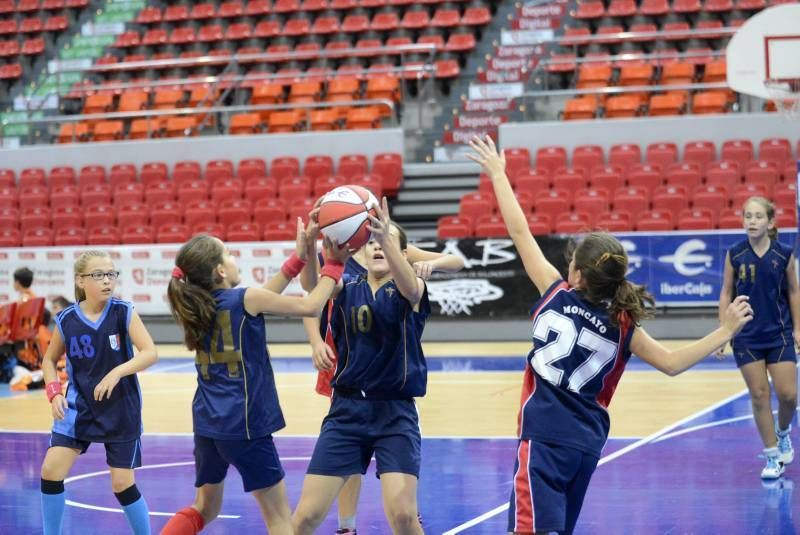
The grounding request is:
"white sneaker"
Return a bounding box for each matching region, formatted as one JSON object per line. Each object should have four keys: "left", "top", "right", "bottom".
{"left": 776, "top": 425, "right": 794, "bottom": 465}
{"left": 761, "top": 448, "right": 785, "bottom": 479}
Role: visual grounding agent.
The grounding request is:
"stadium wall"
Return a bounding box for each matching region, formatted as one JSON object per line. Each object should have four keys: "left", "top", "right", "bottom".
{"left": 0, "top": 128, "right": 404, "bottom": 174}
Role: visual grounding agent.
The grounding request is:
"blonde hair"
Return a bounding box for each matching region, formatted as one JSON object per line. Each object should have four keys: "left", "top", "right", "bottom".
{"left": 743, "top": 196, "right": 778, "bottom": 240}
{"left": 74, "top": 250, "right": 112, "bottom": 302}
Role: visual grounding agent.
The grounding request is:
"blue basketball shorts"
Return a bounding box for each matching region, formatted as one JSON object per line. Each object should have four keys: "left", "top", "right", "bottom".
{"left": 306, "top": 394, "right": 421, "bottom": 478}
{"left": 733, "top": 342, "right": 797, "bottom": 368}
{"left": 507, "top": 439, "right": 598, "bottom": 535}
{"left": 49, "top": 432, "right": 142, "bottom": 469}
{"left": 194, "top": 434, "right": 285, "bottom": 493}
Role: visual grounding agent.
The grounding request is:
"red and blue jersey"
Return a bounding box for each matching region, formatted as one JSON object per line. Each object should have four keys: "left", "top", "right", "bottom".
{"left": 329, "top": 274, "right": 430, "bottom": 399}
{"left": 52, "top": 298, "right": 142, "bottom": 442}
{"left": 192, "top": 287, "right": 285, "bottom": 440}
{"left": 728, "top": 238, "right": 793, "bottom": 349}
{"left": 517, "top": 280, "right": 634, "bottom": 457}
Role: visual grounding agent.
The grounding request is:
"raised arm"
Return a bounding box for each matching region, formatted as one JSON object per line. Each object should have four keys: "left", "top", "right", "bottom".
{"left": 267, "top": 217, "right": 319, "bottom": 294}
{"left": 631, "top": 295, "right": 753, "bottom": 376}
{"left": 369, "top": 197, "right": 425, "bottom": 306}
{"left": 467, "top": 135, "right": 561, "bottom": 294}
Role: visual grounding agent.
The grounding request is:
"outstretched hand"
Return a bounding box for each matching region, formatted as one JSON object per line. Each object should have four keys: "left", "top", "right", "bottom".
{"left": 323, "top": 236, "right": 351, "bottom": 264}
{"left": 721, "top": 295, "right": 753, "bottom": 337}
{"left": 295, "top": 215, "right": 320, "bottom": 261}
{"left": 366, "top": 197, "right": 391, "bottom": 246}
{"left": 466, "top": 135, "right": 507, "bottom": 179}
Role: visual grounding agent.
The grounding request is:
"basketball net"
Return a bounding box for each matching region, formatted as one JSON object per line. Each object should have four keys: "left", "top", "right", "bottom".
{"left": 764, "top": 79, "right": 800, "bottom": 119}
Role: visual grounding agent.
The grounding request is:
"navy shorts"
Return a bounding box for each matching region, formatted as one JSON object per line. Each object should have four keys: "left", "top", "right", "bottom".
{"left": 194, "top": 434, "right": 285, "bottom": 493}
{"left": 49, "top": 432, "right": 142, "bottom": 469}
{"left": 307, "top": 394, "right": 421, "bottom": 478}
{"left": 733, "top": 342, "right": 797, "bottom": 368}
{"left": 507, "top": 439, "right": 598, "bottom": 534}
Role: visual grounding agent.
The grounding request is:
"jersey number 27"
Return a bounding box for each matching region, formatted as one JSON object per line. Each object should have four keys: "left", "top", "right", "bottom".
{"left": 530, "top": 309, "right": 617, "bottom": 393}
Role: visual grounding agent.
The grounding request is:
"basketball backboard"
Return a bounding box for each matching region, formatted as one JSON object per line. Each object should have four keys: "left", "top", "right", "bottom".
{"left": 726, "top": 4, "right": 800, "bottom": 99}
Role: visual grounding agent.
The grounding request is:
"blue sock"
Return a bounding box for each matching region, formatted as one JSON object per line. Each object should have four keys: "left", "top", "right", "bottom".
{"left": 41, "top": 478, "right": 65, "bottom": 535}
{"left": 116, "top": 484, "right": 151, "bottom": 535}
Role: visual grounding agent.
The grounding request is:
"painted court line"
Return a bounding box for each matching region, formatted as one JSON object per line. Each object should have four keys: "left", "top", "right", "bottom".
{"left": 442, "top": 387, "right": 750, "bottom": 534}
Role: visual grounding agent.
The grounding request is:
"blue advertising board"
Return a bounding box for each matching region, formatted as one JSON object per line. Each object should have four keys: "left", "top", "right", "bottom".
{"left": 616, "top": 229, "right": 798, "bottom": 306}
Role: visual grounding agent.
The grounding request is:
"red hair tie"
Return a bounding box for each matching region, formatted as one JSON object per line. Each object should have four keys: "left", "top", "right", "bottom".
{"left": 172, "top": 266, "right": 185, "bottom": 279}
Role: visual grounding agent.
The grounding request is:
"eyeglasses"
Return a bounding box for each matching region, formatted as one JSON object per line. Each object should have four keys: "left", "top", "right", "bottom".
{"left": 79, "top": 271, "right": 120, "bottom": 281}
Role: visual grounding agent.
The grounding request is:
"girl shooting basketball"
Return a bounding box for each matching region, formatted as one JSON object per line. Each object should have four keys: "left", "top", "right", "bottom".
{"left": 719, "top": 196, "right": 798, "bottom": 479}
{"left": 160, "top": 219, "right": 350, "bottom": 535}
{"left": 468, "top": 135, "right": 754, "bottom": 535}
{"left": 40, "top": 250, "right": 158, "bottom": 535}
{"left": 293, "top": 198, "right": 428, "bottom": 535}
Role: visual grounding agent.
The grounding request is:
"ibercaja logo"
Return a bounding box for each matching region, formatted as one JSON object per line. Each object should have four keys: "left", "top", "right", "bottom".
{"left": 252, "top": 267, "right": 265, "bottom": 284}
{"left": 132, "top": 268, "right": 145, "bottom": 285}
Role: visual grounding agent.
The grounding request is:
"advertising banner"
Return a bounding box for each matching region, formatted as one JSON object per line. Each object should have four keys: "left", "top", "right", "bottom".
{"left": 0, "top": 230, "right": 798, "bottom": 315}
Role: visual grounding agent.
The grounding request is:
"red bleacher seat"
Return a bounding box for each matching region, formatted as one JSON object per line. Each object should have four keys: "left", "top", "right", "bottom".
{"left": 438, "top": 215, "right": 473, "bottom": 239}
{"left": 0, "top": 228, "right": 20, "bottom": 247}
{"left": 19, "top": 185, "right": 49, "bottom": 206}
{"left": 535, "top": 146, "right": 568, "bottom": 174}
{"left": 20, "top": 167, "right": 46, "bottom": 188}
{"left": 23, "top": 227, "right": 53, "bottom": 247}
{"left": 263, "top": 221, "right": 297, "bottom": 241}
{"left": 117, "top": 202, "right": 148, "bottom": 229}
{"left": 692, "top": 185, "right": 728, "bottom": 213}
{"left": 81, "top": 184, "right": 111, "bottom": 206}
{"left": 121, "top": 225, "right": 154, "bottom": 245}
{"left": 596, "top": 211, "right": 632, "bottom": 232}
{"left": 677, "top": 208, "right": 715, "bottom": 230}
{"left": 637, "top": 209, "right": 673, "bottom": 230}
{"left": 745, "top": 160, "right": 780, "bottom": 190}
{"left": 192, "top": 222, "right": 226, "bottom": 240}
{"left": 211, "top": 179, "right": 243, "bottom": 203}
{"left": 504, "top": 148, "right": 532, "bottom": 177}
{"left": 552, "top": 169, "right": 587, "bottom": 192}
{"left": 646, "top": 142, "right": 678, "bottom": 167}
{"left": 217, "top": 199, "right": 252, "bottom": 226}
{"left": 732, "top": 183, "right": 769, "bottom": 207}
{"left": 609, "top": 143, "right": 642, "bottom": 171}
{"left": 460, "top": 192, "right": 494, "bottom": 220}
{"left": 665, "top": 162, "right": 703, "bottom": 191}
{"left": 759, "top": 138, "right": 792, "bottom": 164}
{"left": 475, "top": 215, "right": 508, "bottom": 238}
{"left": 515, "top": 170, "right": 550, "bottom": 195}
{"left": 50, "top": 185, "right": 80, "bottom": 206}
{"left": 52, "top": 205, "right": 82, "bottom": 228}
{"left": 527, "top": 213, "right": 552, "bottom": 235}
{"left": 652, "top": 184, "right": 689, "bottom": 216}
{"left": 590, "top": 165, "right": 625, "bottom": 193}
{"left": 253, "top": 198, "right": 287, "bottom": 222}
{"left": 721, "top": 139, "right": 753, "bottom": 164}
{"left": 227, "top": 222, "right": 261, "bottom": 242}
{"left": 157, "top": 223, "right": 190, "bottom": 244}
{"left": 705, "top": 160, "right": 741, "bottom": 190}
{"left": 87, "top": 227, "right": 120, "bottom": 245}
{"left": 54, "top": 227, "right": 86, "bottom": 246}
{"left": 238, "top": 158, "right": 267, "bottom": 180}
{"left": 20, "top": 206, "right": 50, "bottom": 231}
{"left": 534, "top": 193, "right": 570, "bottom": 222}
{"left": 574, "top": 189, "right": 610, "bottom": 214}
{"left": 555, "top": 212, "right": 592, "bottom": 234}
{"left": 109, "top": 163, "right": 137, "bottom": 186}
{"left": 572, "top": 145, "right": 604, "bottom": 172}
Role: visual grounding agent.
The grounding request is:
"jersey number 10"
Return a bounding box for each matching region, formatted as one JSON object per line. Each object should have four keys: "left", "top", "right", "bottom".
{"left": 530, "top": 309, "right": 618, "bottom": 393}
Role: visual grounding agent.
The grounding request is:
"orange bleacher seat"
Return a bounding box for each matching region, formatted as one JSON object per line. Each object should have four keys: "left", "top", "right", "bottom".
{"left": 58, "top": 123, "right": 90, "bottom": 143}
{"left": 577, "top": 64, "right": 613, "bottom": 89}
{"left": 129, "top": 119, "right": 163, "bottom": 139}
{"left": 84, "top": 93, "right": 114, "bottom": 114}
{"left": 619, "top": 64, "right": 654, "bottom": 86}
{"left": 366, "top": 76, "right": 400, "bottom": 102}
{"left": 118, "top": 91, "right": 149, "bottom": 112}
{"left": 462, "top": 5, "right": 491, "bottom": 25}
{"left": 289, "top": 81, "right": 322, "bottom": 104}
{"left": 230, "top": 113, "right": 262, "bottom": 134}
{"left": 605, "top": 95, "right": 641, "bottom": 118}
{"left": 648, "top": 93, "right": 685, "bottom": 116}
{"left": 165, "top": 116, "right": 198, "bottom": 137}
{"left": 345, "top": 107, "right": 381, "bottom": 129}
{"left": 662, "top": 62, "right": 695, "bottom": 85}
{"left": 692, "top": 91, "right": 728, "bottom": 114}
{"left": 93, "top": 121, "right": 124, "bottom": 141}
{"left": 268, "top": 110, "right": 304, "bottom": 133}
{"left": 310, "top": 109, "right": 340, "bottom": 131}
{"left": 702, "top": 60, "right": 727, "bottom": 83}
{"left": 438, "top": 216, "right": 473, "bottom": 239}
{"left": 563, "top": 97, "right": 597, "bottom": 120}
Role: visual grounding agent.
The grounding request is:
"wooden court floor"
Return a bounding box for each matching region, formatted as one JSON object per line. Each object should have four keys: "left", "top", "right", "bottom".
{"left": 0, "top": 341, "right": 747, "bottom": 439}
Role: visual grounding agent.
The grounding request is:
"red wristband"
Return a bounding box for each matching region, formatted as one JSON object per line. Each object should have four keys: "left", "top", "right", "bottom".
{"left": 320, "top": 260, "right": 345, "bottom": 282}
{"left": 46, "top": 381, "right": 62, "bottom": 403}
{"left": 280, "top": 253, "right": 306, "bottom": 279}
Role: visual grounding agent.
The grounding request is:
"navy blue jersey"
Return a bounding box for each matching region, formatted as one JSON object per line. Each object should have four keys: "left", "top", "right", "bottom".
{"left": 329, "top": 274, "right": 430, "bottom": 398}
{"left": 193, "top": 287, "right": 285, "bottom": 440}
{"left": 728, "top": 239, "right": 793, "bottom": 349}
{"left": 345, "top": 257, "right": 367, "bottom": 279}
{"left": 52, "top": 298, "right": 141, "bottom": 442}
{"left": 518, "top": 281, "right": 635, "bottom": 457}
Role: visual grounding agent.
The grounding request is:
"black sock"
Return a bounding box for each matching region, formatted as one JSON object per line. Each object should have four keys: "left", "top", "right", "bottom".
{"left": 114, "top": 484, "right": 142, "bottom": 507}
{"left": 41, "top": 478, "right": 64, "bottom": 495}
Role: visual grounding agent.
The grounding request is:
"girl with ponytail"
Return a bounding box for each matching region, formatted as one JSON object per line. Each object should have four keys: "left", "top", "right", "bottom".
{"left": 161, "top": 219, "right": 351, "bottom": 535}
{"left": 719, "top": 196, "right": 799, "bottom": 480}
{"left": 469, "top": 135, "right": 754, "bottom": 535}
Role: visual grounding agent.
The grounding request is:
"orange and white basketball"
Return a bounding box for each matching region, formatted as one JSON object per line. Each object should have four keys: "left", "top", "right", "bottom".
{"left": 318, "top": 185, "right": 379, "bottom": 250}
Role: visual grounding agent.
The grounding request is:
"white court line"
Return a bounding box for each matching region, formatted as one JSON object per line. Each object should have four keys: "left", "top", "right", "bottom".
{"left": 63, "top": 457, "right": 311, "bottom": 519}
{"left": 441, "top": 386, "right": 750, "bottom": 535}
{"left": 146, "top": 362, "right": 196, "bottom": 373}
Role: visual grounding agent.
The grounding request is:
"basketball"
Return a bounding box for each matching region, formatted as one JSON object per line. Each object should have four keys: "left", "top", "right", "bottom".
{"left": 318, "top": 185, "right": 380, "bottom": 250}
